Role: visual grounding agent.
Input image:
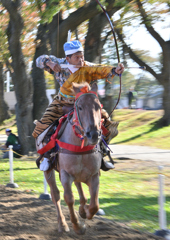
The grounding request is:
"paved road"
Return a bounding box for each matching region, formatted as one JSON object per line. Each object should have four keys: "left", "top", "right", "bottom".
{"left": 0, "top": 134, "right": 169, "bottom": 163}
{"left": 110, "top": 144, "right": 170, "bottom": 163}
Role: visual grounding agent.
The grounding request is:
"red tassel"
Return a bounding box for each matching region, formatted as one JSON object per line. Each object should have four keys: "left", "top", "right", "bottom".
{"left": 81, "top": 139, "right": 85, "bottom": 149}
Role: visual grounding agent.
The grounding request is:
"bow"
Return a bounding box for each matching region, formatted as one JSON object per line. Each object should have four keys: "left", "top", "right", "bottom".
{"left": 94, "top": 0, "right": 122, "bottom": 117}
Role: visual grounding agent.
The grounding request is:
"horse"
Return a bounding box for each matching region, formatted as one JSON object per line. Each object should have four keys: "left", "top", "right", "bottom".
{"left": 44, "top": 82, "right": 103, "bottom": 235}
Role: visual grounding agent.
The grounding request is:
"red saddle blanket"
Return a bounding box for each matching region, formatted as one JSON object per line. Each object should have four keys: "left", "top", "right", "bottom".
{"left": 38, "top": 113, "right": 109, "bottom": 155}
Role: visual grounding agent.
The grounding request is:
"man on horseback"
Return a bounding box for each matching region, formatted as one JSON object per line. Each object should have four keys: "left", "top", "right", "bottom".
{"left": 32, "top": 32, "right": 124, "bottom": 171}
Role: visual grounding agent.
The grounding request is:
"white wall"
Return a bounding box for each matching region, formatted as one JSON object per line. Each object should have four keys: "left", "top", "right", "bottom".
{"left": 4, "top": 92, "right": 17, "bottom": 110}
{"left": 4, "top": 90, "right": 56, "bottom": 110}
{"left": 4, "top": 90, "right": 162, "bottom": 111}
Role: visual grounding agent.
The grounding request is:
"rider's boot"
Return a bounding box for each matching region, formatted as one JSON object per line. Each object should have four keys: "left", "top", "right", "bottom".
{"left": 40, "top": 157, "right": 50, "bottom": 171}
{"left": 36, "top": 121, "right": 59, "bottom": 172}
{"left": 39, "top": 150, "right": 57, "bottom": 171}
{"left": 100, "top": 119, "right": 119, "bottom": 171}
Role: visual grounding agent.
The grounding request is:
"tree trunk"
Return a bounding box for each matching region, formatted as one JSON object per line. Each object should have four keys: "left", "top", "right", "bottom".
{"left": 116, "top": 25, "right": 170, "bottom": 126}
{"left": 2, "top": 0, "right": 34, "bottom": 154}
{"left": 32, "top": 24, "right": 49, "bottom": 121}
{"left": 161, "top": 82, "right": 170, "bottom": 126}
{"left": 158, "top": 40, "right": 170, "bottom": 126}
{"left": 157, "top": 41, "right": 170, "bottom": 126}
{"left": 0, "top": 62, "right": 10, "bottom": 123}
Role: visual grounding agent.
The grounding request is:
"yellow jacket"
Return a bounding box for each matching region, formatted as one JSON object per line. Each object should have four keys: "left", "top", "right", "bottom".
{"left": 60, "top": 65, "right": 114, "bottom": 97}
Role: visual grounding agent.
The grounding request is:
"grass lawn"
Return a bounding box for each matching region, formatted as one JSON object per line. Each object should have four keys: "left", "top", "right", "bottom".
{"left": 112, "top": 109, "right": 170, "bottom": 149}
{"left": 0, "top": 155, "right": 170, "bottom": 234}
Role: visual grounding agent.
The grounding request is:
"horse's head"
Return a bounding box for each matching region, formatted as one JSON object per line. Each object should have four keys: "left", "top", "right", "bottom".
{"left": 72, "top": 82, "right": 102, "bottom": 145}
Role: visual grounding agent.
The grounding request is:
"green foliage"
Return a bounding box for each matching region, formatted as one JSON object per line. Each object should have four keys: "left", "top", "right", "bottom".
{"left": 44, "top": 71, "right": 55, "bottom": 89}
{"left": 0, "top": 7, "right": 10, "bottom": 62}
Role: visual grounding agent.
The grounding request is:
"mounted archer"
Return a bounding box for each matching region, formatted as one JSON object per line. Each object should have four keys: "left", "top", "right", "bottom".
{"left": 32, "top": 31, "right": 124, "bottom": 171}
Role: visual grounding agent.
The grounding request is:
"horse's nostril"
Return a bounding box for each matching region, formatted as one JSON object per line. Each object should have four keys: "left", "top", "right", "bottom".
{"left": 86, "top": 132, "right": 91, "bottom": 138}
{"left": 86, "top": 130, "right": 99, "bottom": 142}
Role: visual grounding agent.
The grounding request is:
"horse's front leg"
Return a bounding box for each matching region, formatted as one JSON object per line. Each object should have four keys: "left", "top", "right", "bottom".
{"left": 44, "top": 170, "right": 69, "bottom": 232}
{"left": 60, "top": 169, "right": 86, "bottom": 235}
{"left": 74, "top": 182, "right": 87, "bottom": 219}
{"left": 84, "top": 173, "right": 100, "bottom": 220}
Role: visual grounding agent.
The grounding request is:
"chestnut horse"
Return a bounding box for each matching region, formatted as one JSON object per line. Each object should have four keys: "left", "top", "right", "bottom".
{"left": 44, "top": 82, "right": 102, "bottom": 235}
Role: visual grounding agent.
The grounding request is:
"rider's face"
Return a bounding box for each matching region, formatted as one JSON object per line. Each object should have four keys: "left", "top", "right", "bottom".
{"left": 66, "top": 52, "right": 84, "bottom": 67}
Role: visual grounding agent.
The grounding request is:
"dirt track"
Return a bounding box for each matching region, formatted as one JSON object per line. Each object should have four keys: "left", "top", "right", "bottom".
{"left": 0, "top": 184, "right": 164, "bottom": 240}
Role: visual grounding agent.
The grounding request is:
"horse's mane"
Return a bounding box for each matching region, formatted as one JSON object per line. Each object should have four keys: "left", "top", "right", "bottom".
{"left": 72, "top": 82, "right": 91, "bottom": 91}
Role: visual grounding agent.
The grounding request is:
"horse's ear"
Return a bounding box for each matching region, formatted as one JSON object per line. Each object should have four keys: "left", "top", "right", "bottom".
{"left": 91, "top": 82, "right": 98, "bottom": 93}
{"left": 72, "top": 83, "right": 81, "bottom": 95}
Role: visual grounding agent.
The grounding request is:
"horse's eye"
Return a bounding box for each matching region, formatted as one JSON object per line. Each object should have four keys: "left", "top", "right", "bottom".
{"left": 78, "top": 106, "right": 82, "bottom": 111}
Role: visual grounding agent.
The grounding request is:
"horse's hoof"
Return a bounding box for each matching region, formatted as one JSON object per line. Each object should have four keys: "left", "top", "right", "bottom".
{"left": 73, "top": 223, "right": 86, "bottom": 235}
{"left": 58, "top": 223, "right": 70, "bottom": 233}
{"left": 79, "top": 206, "right": 86, "bottom": 219}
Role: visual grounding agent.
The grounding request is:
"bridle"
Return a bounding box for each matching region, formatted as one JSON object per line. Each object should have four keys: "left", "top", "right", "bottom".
{"left": 70, "top": 87, "right": 102, "bottom": 148}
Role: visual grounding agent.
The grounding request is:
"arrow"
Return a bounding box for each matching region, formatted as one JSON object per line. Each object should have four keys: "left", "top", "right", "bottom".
{"left": 60, "top": 64, "right": 146, "bottom": 70}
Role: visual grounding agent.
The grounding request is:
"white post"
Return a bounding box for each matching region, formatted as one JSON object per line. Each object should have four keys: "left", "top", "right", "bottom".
{"left": 6, "top": 146, "right": 18, "bottom": 188}
{"left": 9, "top": 145, "right": 14, "bottom": 183}
{"left": 44, "top": 174, "right": 48, "bottom": 194}
{"left": 39, "top": 173, "right": 51, "bottom": 200}
{"left": 6, "top": 71, "right": 10, "bottom": 92}
{"left": 158, "top": 166, "right": 167, "bottom": 230}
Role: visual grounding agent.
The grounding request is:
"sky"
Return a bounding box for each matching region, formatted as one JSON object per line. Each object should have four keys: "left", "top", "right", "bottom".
{"left": 113, "top": 3, "right": 170, "bottom": 59}
{"left": 128, "top": 22, "right": 170, "bottom": 58}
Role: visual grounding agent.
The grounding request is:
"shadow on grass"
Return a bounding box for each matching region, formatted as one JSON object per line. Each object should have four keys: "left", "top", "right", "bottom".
{"left": 114, "top": 120, "right": 162, "bottom": 144}
{"left": 0, "top": 167, "right": 37, "bottom": 172}
{"left": 55, "top": 194, "right": 170, "bottom": 231}
{"left": 0, "top": 157, "right": 36, "bottom": 162}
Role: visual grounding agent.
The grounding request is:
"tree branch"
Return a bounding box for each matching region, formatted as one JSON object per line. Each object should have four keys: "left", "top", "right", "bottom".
{"left": 115, "top": 26, "right": 160, "bottom": 79}
{"left": 136, "top": 0, "right": 165, "bottom": 50}
{"left": 58, "top": 0, "right": 120, "bottom": 41}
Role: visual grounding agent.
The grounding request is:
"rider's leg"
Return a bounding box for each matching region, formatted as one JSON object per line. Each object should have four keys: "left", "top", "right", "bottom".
{"left": 33, "top": 96, "right": 68, "bottom": 171}
{"left": 101, "top": 108, "right": 119, "bottom": 143}
{"left": 32, "top": 96, "right": 64, "bottom": 139}
{"left": 100, "top": 109, "right": 119, "bottom": 171}
{"left": 103, "top": 119, "right": 119, "bottom": 144}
